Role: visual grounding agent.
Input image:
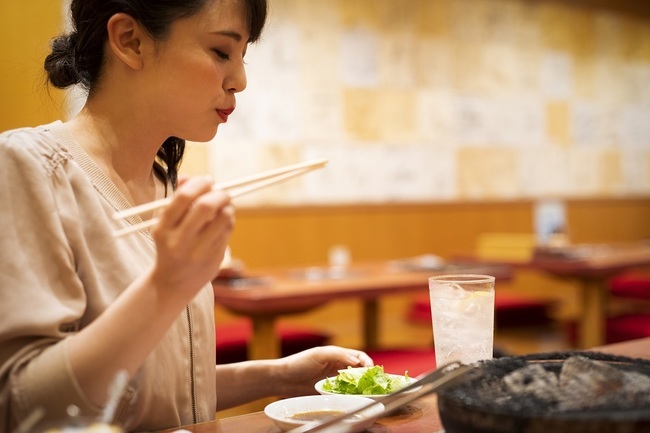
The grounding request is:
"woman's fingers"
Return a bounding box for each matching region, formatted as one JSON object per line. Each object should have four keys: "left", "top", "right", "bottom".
{"left": 152, "top": 175, "right": 235, "bottom": 258}
{"left": 155, "top": 176, "right": 215, "bottom": 232}
{"left": 341, "top": 349, "right": 374, "bottom": 368}
{"left": 155, "top": 176, "right": 234, "bottom": 240}
{"left": 149, "top": 176, "right": 236, "bottom": 295}
{"left": 176, "top": 190, "right": 233, "bottom": 239}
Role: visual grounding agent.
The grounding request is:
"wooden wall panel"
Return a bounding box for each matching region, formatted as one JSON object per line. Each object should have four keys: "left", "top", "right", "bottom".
{"left": 0, "top": 2, "right": 65, "bottom": 131}
{"left": 229, "top": 198, "right": 650, "bottom": 268}
{"left": 567, "top": 198, "right": 650, "bottom": 244}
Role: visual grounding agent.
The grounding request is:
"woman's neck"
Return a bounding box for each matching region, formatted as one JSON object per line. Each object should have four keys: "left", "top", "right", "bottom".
{"left": 66, "top": 105, "right": 166, "bottom": 211}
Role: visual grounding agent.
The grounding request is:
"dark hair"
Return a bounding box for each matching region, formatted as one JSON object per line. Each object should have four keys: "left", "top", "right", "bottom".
{"left": 45, "top": 0, "right": 267, "bottom": 188}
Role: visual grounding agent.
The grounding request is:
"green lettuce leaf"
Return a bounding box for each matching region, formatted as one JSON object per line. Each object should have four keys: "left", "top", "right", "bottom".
{"left": 321, "top": 366, "right": 410, "bottom": 395}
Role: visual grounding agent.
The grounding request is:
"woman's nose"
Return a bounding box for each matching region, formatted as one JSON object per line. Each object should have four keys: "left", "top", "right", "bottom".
{"left": 225, "top": 59, "right": 247, "bottom": 93}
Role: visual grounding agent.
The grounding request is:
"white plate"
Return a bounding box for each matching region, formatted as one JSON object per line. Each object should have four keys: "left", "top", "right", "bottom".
{"left": 264, "top": 394, "right": 383, "bottom": 431}
{"left": 314, "top": 374, "right": 419, "bottom": 401}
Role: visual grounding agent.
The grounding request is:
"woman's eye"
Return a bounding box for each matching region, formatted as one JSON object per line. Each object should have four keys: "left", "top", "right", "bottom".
{"left": 213, "top": 49, "right": 230, "bottom": 61}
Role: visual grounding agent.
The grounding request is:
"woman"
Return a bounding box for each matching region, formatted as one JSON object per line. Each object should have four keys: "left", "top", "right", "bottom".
{"left": 0, "top": 0, "right": 372, "bottom": 431}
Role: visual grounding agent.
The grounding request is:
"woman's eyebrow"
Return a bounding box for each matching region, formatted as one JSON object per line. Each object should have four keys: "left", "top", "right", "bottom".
{"left": 211, "top": 30, "right": 243, "bottom": 42}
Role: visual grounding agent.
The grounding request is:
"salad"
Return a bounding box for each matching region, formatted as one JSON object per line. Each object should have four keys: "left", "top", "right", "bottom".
{"left": 321, "top": 366, "right": 410, "bottom": 395}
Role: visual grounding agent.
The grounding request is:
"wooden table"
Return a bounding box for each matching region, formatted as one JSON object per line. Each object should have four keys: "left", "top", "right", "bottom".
{"left": 213, "top": 261, "right": 510, "bottom": 360}
{"left": 528, "top": 242, "right": 650, "bottom": 348}
{"left": 160, "top": 338, "right": 650, "bottom": 433}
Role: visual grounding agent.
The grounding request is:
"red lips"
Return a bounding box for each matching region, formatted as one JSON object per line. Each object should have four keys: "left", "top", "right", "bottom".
{"left": 217, "top": 107, "right": 235, "bottom": 123}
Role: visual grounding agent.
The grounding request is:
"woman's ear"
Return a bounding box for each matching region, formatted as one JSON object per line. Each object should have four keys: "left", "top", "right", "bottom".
{"left": 106, "top": 13, "right": 148, "bottom": 70}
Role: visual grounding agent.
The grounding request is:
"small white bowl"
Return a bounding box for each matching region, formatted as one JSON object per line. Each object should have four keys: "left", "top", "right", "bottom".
{"left": 314, "top": 375, "right": 419, "bottom": 401}
{"left": 264, "top": 395, "right": 384, "bottom": 431}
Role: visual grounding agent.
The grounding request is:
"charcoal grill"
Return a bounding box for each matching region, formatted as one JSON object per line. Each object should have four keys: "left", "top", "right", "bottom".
{"left": 436, "top": 351, "right": 650, "bottom": 433}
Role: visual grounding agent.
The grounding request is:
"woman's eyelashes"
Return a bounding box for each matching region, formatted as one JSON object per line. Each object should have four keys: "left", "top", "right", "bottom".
{"left": 213, "top": 49, "right": 230, "bottom": 61}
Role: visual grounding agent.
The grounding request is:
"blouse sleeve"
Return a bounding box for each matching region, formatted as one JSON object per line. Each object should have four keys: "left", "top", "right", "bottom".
{"left": 0, "top": 128, "right": 101, "bottom": 431}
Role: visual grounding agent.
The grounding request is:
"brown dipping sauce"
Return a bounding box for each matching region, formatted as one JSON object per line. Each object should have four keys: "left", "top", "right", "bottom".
{"left": 289, "top": 410, "right": 364, "bottom": 422}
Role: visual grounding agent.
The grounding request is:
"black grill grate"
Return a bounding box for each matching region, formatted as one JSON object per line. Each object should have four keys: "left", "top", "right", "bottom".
{"left": 437, "top": 351, "right": 650, "bottom": 433}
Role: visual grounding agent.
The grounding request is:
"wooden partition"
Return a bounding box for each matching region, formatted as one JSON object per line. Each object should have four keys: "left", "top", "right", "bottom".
{"left": 0, "top": 2, "right": 65, "bottom": 132}
{"left": 567, "top": 198, "right": 650, "bottom": 244}
{"left": 229, "top": 197, "right": 650, "bottom": 268}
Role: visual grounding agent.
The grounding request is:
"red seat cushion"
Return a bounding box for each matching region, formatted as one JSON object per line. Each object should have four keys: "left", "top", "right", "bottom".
{"left": 606, "top": 313, "right": 650, "bottom": 343}
{"left": 407, "top": 293, "right": 553, "bottom": 329}
{"left": 406, "top": 296, "right": 434, "bottom": 324}
{"left": 493, "top": 295, "right": 554, "bottom": 328}
{"left": 365, "top": 348, "right": 436, "bottom": 377}
{"left": 565, "top": 313, "right": 650, "bottom": 345}
{"left": 216, "top": 319, "right": 330, "bottom": 364}
{"left": 610, "top": 272, "right": 650, "bottom": 300}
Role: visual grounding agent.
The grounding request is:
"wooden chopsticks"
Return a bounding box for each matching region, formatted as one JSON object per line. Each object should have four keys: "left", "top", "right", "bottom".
{"left": 112, "top": 158, "right": 328, "bottom": 238}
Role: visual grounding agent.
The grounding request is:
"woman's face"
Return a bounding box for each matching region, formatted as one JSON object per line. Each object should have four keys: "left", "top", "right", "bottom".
{"left": 141, "top": 0, "right": 251, "bottom": 142}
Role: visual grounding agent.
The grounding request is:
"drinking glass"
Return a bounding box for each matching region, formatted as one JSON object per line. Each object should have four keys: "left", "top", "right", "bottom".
{"left": 429, "top": 274, "right": 495, "bottom": 366}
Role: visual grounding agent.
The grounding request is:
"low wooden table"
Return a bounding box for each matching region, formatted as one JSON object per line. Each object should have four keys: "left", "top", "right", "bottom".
{"left": 529, "top": 242, "right": 650, "bottom": 348}
{"left": 160, "top": 338, "right": 650, "bottom": 433}
{"left": 213, "top": 261, "right": 510, "bottom": 360}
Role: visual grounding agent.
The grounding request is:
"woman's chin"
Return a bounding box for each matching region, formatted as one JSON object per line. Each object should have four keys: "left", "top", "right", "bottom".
{"left": 184, "top": 127, "right": 219, "bottom": 143}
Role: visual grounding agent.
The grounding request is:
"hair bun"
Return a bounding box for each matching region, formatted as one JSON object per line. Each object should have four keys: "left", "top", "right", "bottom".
{"left": 44, "top": 33, "right": 82, "bottom": 89}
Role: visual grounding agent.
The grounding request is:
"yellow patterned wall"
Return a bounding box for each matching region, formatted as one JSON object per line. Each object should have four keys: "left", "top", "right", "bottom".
{"left": 2, "top": 1, "right": 649, "bottom": 205}
{"left": 205, "top": 0, "right": 650, "bottom": 205}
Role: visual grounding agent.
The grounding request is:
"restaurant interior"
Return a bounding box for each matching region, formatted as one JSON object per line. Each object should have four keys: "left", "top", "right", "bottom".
{"left": 2, "top": 0, "right": 650, "bottom": 425}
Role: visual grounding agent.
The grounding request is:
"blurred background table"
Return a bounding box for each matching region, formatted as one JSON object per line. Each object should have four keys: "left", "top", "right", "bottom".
{"left": 213, "top": 261, "right": 511, "bottom": 360}
{"left": 529, "top": 242, "right": 650, "bottom": 348}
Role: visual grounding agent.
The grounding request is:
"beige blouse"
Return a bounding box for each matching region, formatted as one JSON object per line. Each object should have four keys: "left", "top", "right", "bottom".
{"left": 0, "top": 122, "right": 216, "bottom": 432}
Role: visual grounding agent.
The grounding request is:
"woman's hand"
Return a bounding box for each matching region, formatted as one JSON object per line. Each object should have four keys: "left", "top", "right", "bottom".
{"left": 214, "top": 346, "right": 373, "bottom": 409}
{"left": 275, "top": 346, "right": 374, "bottom": 397}
{"left": 149, "top": 176, "right": 234, "bottom": 298}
